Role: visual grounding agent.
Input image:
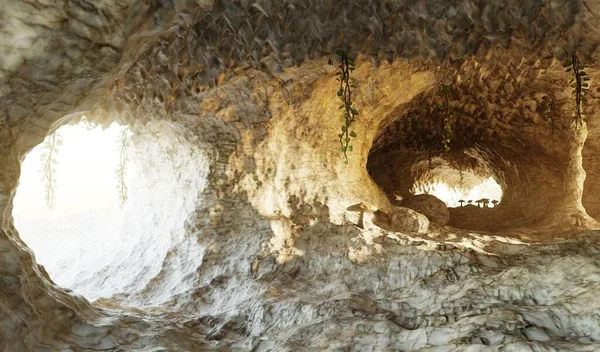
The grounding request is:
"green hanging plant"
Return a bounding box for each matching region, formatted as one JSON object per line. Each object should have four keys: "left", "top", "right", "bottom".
{"left": 332, "top": 51, "right": 359, "bottom": 164}
{"left": 80, "top": 115, "right": 96, "bottom": 131}
{"left": 564, "top": 53, "right": 591, "bottom": 128}
{"left": 40, "top": 132, "right": 62, "bottom": 209}
{"left": 440, "top": 84, "right": 454, "bottom": 152}
{"left": 546, "top": 99, "right": 557, "bottom": 135}
{"left": 116, "top": 128, "right": 129, "bottom": 206}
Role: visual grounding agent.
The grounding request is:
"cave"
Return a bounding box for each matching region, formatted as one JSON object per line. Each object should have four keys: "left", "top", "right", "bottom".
{"left": 3, "top": 1, "right": 600, "bottom": 350}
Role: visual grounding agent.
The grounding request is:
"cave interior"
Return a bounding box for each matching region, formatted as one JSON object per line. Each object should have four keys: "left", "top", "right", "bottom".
{"left": 3, "top": 0, "right": 600, "bottom": 350}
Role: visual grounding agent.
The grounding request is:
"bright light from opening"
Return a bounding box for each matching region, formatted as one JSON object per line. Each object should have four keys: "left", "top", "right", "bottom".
{"left": 12, "top": 120, "right": 208, "bottom": 307}
{"left": 14, "top": 121, "right": 134, "bottom": 219}
{"left": 412, "top": 177, "right": 503, "bottom": 208}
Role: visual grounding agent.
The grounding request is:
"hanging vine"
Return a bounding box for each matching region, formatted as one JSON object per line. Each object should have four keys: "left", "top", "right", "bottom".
{"left": 81, "top": 115, "right": 96, "bottom": 131}
{"left": 40, "top": 132, "right": 62, "bottom": 209}
{"left": 116, "top": 129, "right": 129, "bottom": 206}
{"left": 546, "top": 99, "right": 557, "bottom": 135}
{"left": 564, "top": 53, "right": 591, "bottom": 128}
{"left": 333, "top": 51, "right": 359, "bottom": 164}
{"left": 440, "top": 84, "right": 455, "bottom": 152}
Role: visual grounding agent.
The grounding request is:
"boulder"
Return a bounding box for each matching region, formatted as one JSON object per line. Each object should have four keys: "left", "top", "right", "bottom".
{"left": 388, "top": 207, "right": 429, "bottom": 233}
{"left": 397, "top": 194, "right": 449, "bottom": 225}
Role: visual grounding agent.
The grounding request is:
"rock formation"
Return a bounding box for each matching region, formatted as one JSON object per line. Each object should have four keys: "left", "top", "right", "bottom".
{"left": 388, "top": 206, "right": 430, "bottom": 233}
{"left": 2, "top": 0, "right": 600, "bottom": 351}
{"left": 396, "top": 194, "right": 450, "bottom": 225}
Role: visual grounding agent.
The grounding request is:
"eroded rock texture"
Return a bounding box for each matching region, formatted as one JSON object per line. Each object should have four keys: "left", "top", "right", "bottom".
{"left": 3, "top": 0, "right": 600, "bottom": 351}
{"left": 397, "top": 194, "right": 450, "bottom": 225}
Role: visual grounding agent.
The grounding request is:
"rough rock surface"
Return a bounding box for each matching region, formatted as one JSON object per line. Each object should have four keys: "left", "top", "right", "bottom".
{"left": 388, "top": 206, "right": 430, "bottom": 233}
{"left": 2, "top": 0, "right": 600, "bottom": 351}
{"left": 397, "top": 194, "right": 450, "bottom": 225}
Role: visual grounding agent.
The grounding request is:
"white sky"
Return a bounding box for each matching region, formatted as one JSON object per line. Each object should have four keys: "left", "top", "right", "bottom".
{"left": 13, "top": 121, "right": 136, "bottom": 220}
{"left": 413, "top": 177, "right": 503, "bottom": 208}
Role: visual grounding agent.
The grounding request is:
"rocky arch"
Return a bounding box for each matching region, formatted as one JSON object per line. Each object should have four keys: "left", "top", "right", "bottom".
{"left": 367, "top": 55, "right": 599, "bottom": 232}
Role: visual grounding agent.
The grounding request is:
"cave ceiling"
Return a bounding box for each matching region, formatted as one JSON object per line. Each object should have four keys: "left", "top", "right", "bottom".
{"left": 3, "top": 0, "right": 600, "bottom": 129}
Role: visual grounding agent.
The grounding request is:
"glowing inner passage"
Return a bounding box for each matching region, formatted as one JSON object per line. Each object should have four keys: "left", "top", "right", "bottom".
{"left": 13, "top": 120, "right": 208, "bottom": 306}
{"left": 412, "top": 176, "right": 503, "bottom": 208}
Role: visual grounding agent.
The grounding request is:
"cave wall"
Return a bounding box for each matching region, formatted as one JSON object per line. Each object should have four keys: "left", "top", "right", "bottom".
{"left": 3, "top": 0, "right": 600, "bottom": 350}
{"left": 583, "top": 114, "right": 600, "bottom": 221}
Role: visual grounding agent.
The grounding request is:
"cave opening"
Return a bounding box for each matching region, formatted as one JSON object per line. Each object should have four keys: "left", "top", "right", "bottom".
{"left": 364, "top": 69, "right": 597, "bottom": 235}
{"left": 410, "top": 158, "right": 503, "bottom": 209}
{"left": 12, "top": 118, "right": 209, "bottom": 307}
{"left": 367, "top": 145, "right": 508, "bottom": 231}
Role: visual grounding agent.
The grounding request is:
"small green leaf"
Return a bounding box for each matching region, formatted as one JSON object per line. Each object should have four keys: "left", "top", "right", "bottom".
{"left": 350, "top": 131, "right": 357, "bottom": 137}
{"left": 566, "top": 68, "right": 572, "bottom": 72}
{"left": 345, "top": 137, "right": 350, "bottom": 143}
{"left": 563, "top": 60, "right": 573, "bottom": 67}
{"left": 584, "top": 77, "right": 591, "bottom": 81}
{"left": 580, "top": 71, "right": 587, "bottom": 76}
{"left": 337, "top": 90, "right": 343, "bottom": 96}
{"left": 341, "top": 125, "right": 347, "bottom": 132}
{"left": 349, "top": 145, "right": 353, "bottom": 152}
{"left": 351, "top": 109, "right": 359, "bottom": 115}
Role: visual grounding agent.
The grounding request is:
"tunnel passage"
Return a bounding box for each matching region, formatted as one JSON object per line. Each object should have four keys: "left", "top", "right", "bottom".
{"left": 409, "top": 157, "right": 503, "bottom": 208}
{"left": 366, "top": 61, "right": 591, "bottom": 233}
{"left": 368, "top": 144, "right": 511, "bottom": 231}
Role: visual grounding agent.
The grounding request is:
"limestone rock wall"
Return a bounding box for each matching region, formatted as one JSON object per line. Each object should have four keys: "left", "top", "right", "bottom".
{"left": 583, "top": 114, "right": 600, "bottom": 220}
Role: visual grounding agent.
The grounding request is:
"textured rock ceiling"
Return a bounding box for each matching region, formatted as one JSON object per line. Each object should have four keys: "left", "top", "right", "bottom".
{"left": 3, "top": 0, "right": 600, "bottom": 351}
